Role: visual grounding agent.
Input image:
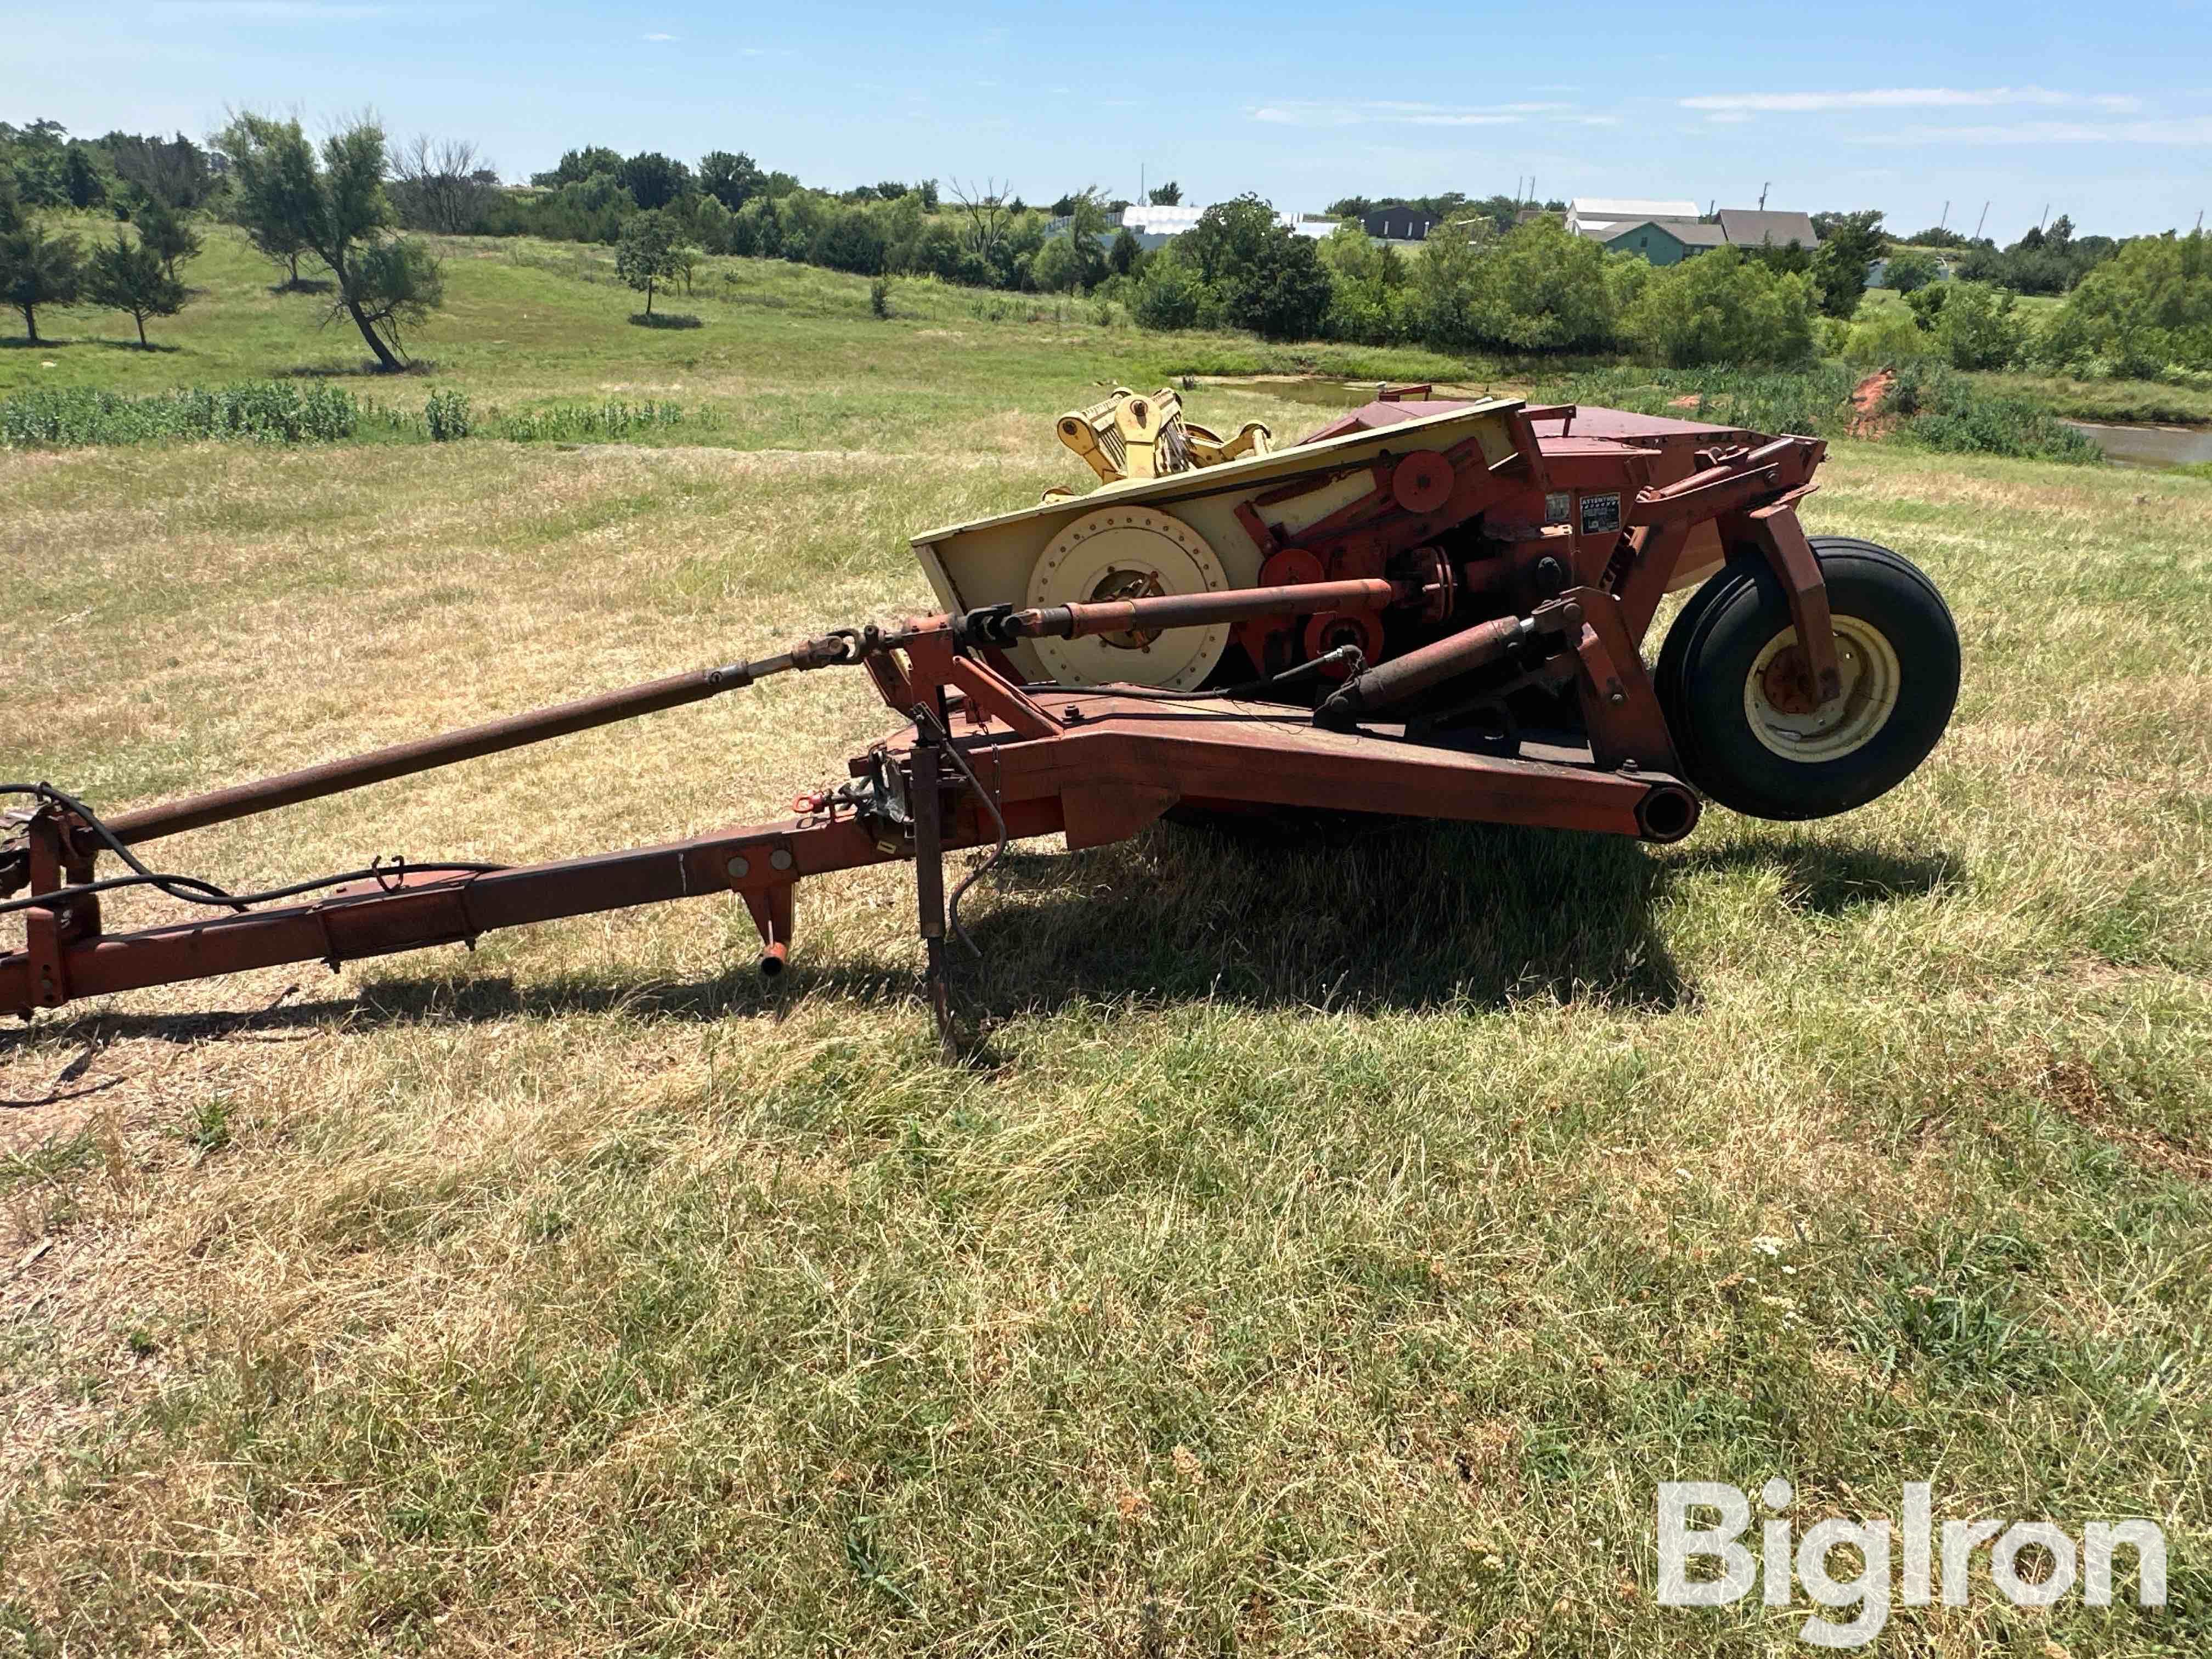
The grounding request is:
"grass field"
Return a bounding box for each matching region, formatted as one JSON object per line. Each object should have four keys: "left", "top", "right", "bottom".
{"left": 4, "top": 231, "right": 2211, "bottom": 1655}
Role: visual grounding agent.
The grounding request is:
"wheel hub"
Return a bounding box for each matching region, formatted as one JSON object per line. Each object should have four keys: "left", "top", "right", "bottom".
{"left": 1743, "top": 618, "right": 1901, "bottom": 763}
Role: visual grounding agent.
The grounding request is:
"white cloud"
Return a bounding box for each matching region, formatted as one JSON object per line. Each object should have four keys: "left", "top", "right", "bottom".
{"left": 641, "top": 31, "right": 674, "bottom": 41}
{"left": 1704, "top": 111, "right": 1752, "bottom": 125}
{"left": 1854, "top": 116, "right": 2212, "bottom": 145}
{"left": 1250, "top": 99, "right": 1571, "bottom": 129}
{"left": 1681, "top": 86, "right": 2141, "bottom": 114}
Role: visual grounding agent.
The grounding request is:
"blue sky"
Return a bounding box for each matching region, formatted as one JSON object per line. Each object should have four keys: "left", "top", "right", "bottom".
{"left": 8, "top": 1, "right": 2210, "bottom": 238}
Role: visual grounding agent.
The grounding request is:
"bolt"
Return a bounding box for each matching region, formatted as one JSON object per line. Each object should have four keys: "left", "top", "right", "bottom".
{"left": 769, "top": 849, "right": 794, "bottom": 872}
{"left": 1607, "top": 687, "right": 1628, "bottom": 706}
{"left": 1063, "top": 704, "right": 1084, "bottom": 723}
{"left": 726, "top": 855, "right": 749, "bottom": 881}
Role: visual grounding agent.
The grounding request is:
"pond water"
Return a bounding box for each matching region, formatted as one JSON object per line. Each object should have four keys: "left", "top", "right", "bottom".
{"left": 2058, "top": 420, "right": 2212, "bottom": 469}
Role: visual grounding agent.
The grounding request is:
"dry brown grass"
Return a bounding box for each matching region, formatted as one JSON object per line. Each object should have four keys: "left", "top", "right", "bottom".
{"left": 2, "top": 413, "right": 2208, "bottom": 1653}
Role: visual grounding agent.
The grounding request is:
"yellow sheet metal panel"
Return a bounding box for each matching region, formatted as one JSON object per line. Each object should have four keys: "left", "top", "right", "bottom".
{"left": 910, "top": 398, "right": 1526, "bottom": 684}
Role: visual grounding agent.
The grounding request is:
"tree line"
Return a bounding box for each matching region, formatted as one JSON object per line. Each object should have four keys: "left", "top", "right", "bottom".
{"left": 4, "top": 114, "right": 2206, "bottom": 379}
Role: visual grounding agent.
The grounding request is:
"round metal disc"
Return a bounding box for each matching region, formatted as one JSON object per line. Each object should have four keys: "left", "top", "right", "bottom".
{"left": 1025, "top": 506, "right": 1230, "bottom": 690}
{"left": 1392, "top": 452, "right": 1455, "bottom": 514}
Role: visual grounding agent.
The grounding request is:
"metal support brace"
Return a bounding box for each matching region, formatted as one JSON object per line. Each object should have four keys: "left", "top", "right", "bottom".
{"left": 910, "top": 726, "right": 957, "bottom": 1062}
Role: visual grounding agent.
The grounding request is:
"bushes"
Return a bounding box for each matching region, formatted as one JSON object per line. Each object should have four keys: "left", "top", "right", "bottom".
{"left": 1130, "top": 248, "right": 1204, "bottom": 331}
{"left": 1883, "top": 249, "right": 1943, "bottom": 294}
{"left": 1880, "top": 362, "right": 2101, "bottom": 461}
{"left": 1618, "top": 246, "right": 1816, "bottom": 366}
{"left": 1412, "top": 218, "right": 1615, "bottom": 353}
{"left": 487, "top": 398, "right": 697, "bottom": 442}
{"left": 1842, "top": 308, "right": 1931, "bottom": 368}
{"left": 1539, "top": 363, "right": 1860, "bottom": 439}
{"left": 1177, "top": 197, "right": 1332, "bottom": 341}
{"left": 2039, "top": 230, "right": 2212, "bottom": 376}
{"left": 2, "top": 381, "right": 362, "bottom": 445}
{"left": 0, "top": 381, "right": 707, "bottom": 448}
{"left": 424, "top": 387, "right": 472, "bottom": 441}
{"left": 1929, "top": 281, "right": 2028, "bottom": 370}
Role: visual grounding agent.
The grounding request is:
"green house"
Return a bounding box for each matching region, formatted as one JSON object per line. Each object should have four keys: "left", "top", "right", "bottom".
{"left": 1599, "top": 219, "right": 1730, "bottom": 266}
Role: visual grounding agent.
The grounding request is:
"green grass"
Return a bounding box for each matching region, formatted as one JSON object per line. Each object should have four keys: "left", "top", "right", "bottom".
{"left": 2, "top": 222, "right": 2210, "bottom": 1656}
{"left": 1, "top": 222, "right": 1460, "bottom": 445}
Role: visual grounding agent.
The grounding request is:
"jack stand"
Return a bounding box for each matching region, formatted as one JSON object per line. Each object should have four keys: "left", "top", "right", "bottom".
{"left": 910, "top": 723, "right": 958, "bottom": 1063}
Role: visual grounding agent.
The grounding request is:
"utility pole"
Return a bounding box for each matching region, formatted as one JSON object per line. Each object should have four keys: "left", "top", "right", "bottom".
{"left": 2039, "top": 201, "right": 2050, "bottom": 232}
{"left": 1938, "top": 199, "right": 1949, "bottom": 231}
{"left": 1973, "top": 200, "right": 1989, "bottom": 239}
{"left": 1758, "top": 180, "right": 1769, "bottom": 210}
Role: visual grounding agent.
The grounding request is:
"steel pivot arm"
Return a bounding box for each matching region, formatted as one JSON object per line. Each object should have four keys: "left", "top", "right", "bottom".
{"left": 1612, "top": 435, "right": 1841, "bottom": 703}
{"left": 3, "top": 575, "right": 1459, "bottom": 1026}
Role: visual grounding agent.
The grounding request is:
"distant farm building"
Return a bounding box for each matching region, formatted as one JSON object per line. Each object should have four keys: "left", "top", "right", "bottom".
{"left": 1565, "top": 198, "right": 1702, "bottom": 241}
{"left": 1599, "top": 219, "right": 1729, "bottom": 264}
{"left": 1568, "top": 198, "right": 1822, "bottom": 266}
{"left": 1362, "top": 208, "right": 1439, "bottom": 241}
{"left": 1054, "top": 202, "right": 1333, "bottom": 251}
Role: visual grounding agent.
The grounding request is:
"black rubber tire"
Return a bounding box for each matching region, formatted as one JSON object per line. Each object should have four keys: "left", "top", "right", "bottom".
{"left": 1655, "top": 537, "right": 1959, "bottom": 821}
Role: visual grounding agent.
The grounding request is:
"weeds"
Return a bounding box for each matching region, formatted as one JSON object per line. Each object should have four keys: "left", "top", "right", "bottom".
{"left": 1530, "top": 362, "right": 2104, "bottom": 463}
{"left": 1882, "top": 362, "right": 2103, "bottom": 462}
{"left": 0, "top": 381, "right": 708, "bottom": 448}
{"left": 485, "top": 398, "right": 704, "bottom": 442}
{"left": 0, "top": 381, "right": 364, "bottom": 446}
{"left": 423, "top": 387, "right": 472, "bottom": 442}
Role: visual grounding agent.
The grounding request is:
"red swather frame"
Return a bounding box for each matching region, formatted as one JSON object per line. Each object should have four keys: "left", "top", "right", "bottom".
{"left": 3, "top": 415, "right": 1830, "bottom": 1056}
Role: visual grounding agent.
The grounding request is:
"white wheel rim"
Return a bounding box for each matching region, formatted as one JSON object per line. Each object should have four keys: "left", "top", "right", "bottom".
{"left": 1026, "top": 506, "right": 1229, "bottom": 690}
{"left": 1742, "top": 617, "right": 1902, "bottom": 762}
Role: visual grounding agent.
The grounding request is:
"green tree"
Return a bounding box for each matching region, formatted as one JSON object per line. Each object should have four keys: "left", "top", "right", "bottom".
{"left": 63, "top": 145, "right": 107, "bottom": 209}
{"left": 619, "top": 151, "right": 691, "bottom": 211}
{"left": 217, "top": 113, "right": 444, "bottom": 371}
{"left": 692, "top": 194, "right": 732, "bottom": 254}
{"left": 814, "top": 206, "right": 887, "bottom": 275}
{"left": 1462, "top": 217, "right": 1614, "bottom": 350}
{"left": 532, "top": 146, "right": 623, "bottom": 189}
{"left": 4, "top": 119, "right": 70, "bottom": 206}
{"left": 1620, "top": 245, "right": 1814, "bottom": 366}
{"left": 132, "top": 194, "right": 201, "bottom": 279}
{"left": 0, "top": 216, "right": 83, "bottom": 344}
{"left": 1318, "top": 222, "right": 1407, "bottom": 343}
{"left": 1130, "top": 245, "right": 1204, "bottom": 330}
{"left": 1812, "top": 210, "right": 1885, "bottom": 319}
{"left": 1108, "top": 226, "right": 1143, "bottom": 276}
{"left": 1181, "top": 196, "right": 1331, "bottom": 340}
{"left": 104, "top": 131, "right": 219, "bottom": 210}
{"left": 84, "top": 229, "right": 187, "bottom": 345}
{"left": 1931, "top": 280, "right": 2025, "bottom": 370}
{"left": 698, "top": 149, "right": 764, "bottom": 211}
{"left": 1883, "top": 248, "right": 1942, "bottom": 294}
{"left": 1063, "top": 190, "right": 1110, "bottom": 289}
{"left": 1030, "top": 234, "right": 1080, "bottom": 292}
{"left": 2040, "top": 230, "right": 2212, "bottom": 375}
{"left": 616, "top": 207, "right": 685, "bottom": 312}
{"left": 1147, "top": 180, "right": 1182, "bottom": 206}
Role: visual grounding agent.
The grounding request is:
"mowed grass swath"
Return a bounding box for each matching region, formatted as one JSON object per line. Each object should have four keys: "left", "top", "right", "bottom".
{"left": 3, "top": 232, "right": 2211, "bottom": 1656}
